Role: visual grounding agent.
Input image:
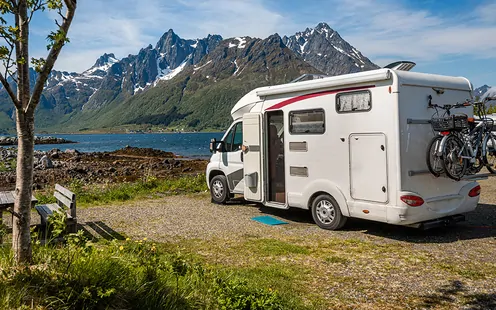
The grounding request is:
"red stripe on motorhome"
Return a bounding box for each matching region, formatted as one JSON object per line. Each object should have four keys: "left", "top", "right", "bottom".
{"left": 265, "top": 85, "right": 376, "bottom": 110}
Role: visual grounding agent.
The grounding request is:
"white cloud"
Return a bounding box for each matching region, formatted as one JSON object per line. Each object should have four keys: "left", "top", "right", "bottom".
{"left": 32, "top": 0, "right": 288, "bottom": 73}
{"left": 321, "top": 0, "right": 496, "bottom": 62}
{"left": 475, "top": 1, "right": 496, "bottom": 24}
{"left": 29, "top": 0, "right": 496, "bottom": 83}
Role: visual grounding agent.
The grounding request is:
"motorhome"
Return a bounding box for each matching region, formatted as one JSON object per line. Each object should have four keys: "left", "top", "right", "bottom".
{"left": 206, "top": 62, "right": 482, "bottom": 230}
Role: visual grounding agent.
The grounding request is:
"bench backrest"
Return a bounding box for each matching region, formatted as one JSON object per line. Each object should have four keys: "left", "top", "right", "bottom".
{"left": 54, "top": 184, "right": 76, "bottom": 218}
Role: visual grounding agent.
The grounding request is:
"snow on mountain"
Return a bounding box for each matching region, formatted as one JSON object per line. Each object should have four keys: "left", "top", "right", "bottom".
{"left": 474, "top": 84, "right": 491, "bottom": 98}
{"left": 482, "top": 87, "right": 496, "bottom": 106}
{"left": 155, "top": 58, "right": 189, "bottom": 85}
{"left": 83, "top": 53, "right": 119, "bottom": 76}
{"left": 283, "top": 22, "right": 379, "bottom": 76}
{"left": 229, "top": 37, "right": 247, "bottom": 49}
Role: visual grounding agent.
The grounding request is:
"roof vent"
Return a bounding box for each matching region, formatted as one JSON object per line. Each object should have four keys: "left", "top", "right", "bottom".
{"left": 383, "top": 61, "right": 416, "bottom": 71}
{"left": 290, "top": 74, "right": 329, "bottom": 83}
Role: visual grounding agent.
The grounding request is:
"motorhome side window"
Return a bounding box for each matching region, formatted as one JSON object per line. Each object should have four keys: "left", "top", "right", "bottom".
{"left": 224, "top": 122, "right": 243, "bottom": 152}
{"left": 289, "top": 109, "right": 325, "bottom": 134}
{"left": 336, "top": 90, "right": 371, "bottom": 113}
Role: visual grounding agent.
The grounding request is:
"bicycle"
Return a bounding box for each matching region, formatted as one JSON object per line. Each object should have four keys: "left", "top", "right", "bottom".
{"left": 426, "top": 95, "right": 496, "bottom": 181}
{"left": 425, "top": 96, "right": 471, "bottom": 179}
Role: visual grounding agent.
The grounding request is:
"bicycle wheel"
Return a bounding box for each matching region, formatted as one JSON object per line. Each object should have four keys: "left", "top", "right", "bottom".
{"left": 426, "top": 136, "right": 444, "bottom": 177}
{"left": 442, "top": 134, "right": 468, "bottom": 180}
{"left": 483, "top": 132, "right": 496, "bottom": 174}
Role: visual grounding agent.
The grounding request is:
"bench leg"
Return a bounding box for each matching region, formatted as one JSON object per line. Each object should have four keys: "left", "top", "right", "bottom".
{"left": 67, "top": 220, "right": 77, "bottom": 234}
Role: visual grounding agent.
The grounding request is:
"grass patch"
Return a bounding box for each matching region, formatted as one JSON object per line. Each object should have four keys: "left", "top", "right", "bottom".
{"left": 246, "top": 238, "right": 310, "bottom": 256}
{"left": 34, "top": 174, "right": 208, "bottom": 207}
{"left": 0, "top": 158, "right": 16, "bottom": 172}
{"left": 436, "top": 262, "right": 490, "bottom": 280}
{"left": 0, "top": 233, "right": 297, "bottom": 309}
{"left": 324, "top": 255, "right": 350, "bottom": 265}
{"left": 230, "top": 264, "right": 312, "bottom": 309}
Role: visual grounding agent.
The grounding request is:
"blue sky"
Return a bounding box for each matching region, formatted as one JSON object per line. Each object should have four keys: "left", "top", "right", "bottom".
{"left": 27, "top": 0, "right": 496, "bottom": 88}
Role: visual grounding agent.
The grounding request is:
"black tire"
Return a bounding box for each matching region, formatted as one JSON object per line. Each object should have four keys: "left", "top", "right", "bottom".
{"left": 442, "top": 134, "right": 468, "bottom": 181}
{"left": 210, "top": 175, "right": 230, "bottom": 204}
{"left": 483, "top": 133, "right": 496, "bottom": 174}
{"left": 426, "top": 136, "right": 444, "bottom": 177}
{"left": 311, "top": 194, "right": 347, "bottom": 230}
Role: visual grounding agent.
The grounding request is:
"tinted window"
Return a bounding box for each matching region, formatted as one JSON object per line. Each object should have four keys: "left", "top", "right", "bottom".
{"left": 289, "top": 109, "right": 325, "bottom": 134}
{"left": 336, "top": 90, "right": 371, "bottom": 113}
{"left": 223, "top": 125, "right": 234, "bottom": 152}
{"left": 232, "top": 123, "right": 243, "bottom": 151}
{"left": 223, "top": 122, "right": 243, "bottom": 152}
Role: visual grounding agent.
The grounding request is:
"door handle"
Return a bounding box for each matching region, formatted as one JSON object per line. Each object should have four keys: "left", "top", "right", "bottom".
{"left": 240, "top": 151, "right": 244, "bottom": 162}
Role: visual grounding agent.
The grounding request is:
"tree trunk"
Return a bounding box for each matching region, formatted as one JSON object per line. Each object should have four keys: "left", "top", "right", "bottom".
{"left": 12, "top": 110, "right": 35, "bottom": 264}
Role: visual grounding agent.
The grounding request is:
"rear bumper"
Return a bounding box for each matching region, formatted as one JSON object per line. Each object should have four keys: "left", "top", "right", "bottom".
{"left": 387, "top": 182, "right": 480, "bottom": 225}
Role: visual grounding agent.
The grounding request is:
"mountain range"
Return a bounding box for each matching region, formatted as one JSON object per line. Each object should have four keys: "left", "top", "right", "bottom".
{"left": 0, "top": 23, "right": 386, "bottom": 133}
{"left": 474, "top": 85, "right": 491, "bottom": 98}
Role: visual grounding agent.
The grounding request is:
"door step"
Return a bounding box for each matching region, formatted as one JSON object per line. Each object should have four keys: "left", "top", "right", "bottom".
{"left": 264, "top": 201, "right": 289, "bottom": 209}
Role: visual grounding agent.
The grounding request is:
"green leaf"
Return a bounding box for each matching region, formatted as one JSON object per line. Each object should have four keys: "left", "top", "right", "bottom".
{"left": 47, "top": 0, "right": 63, "bottom": 10}
{"left": 31, "top": 57, "right": 46, "bottom": 73}
{"left": 0, "top": 46, "right": 9, "bottom": 58}
{"left": 46, "top": 29, "right": 70, "bottom": 50}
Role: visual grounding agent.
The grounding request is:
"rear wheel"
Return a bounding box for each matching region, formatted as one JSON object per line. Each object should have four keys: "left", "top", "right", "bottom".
{"left": 426, "top": 136, "right": 444, "bottom": 177}
{"left": 210, "top": 175, "right": 230, "bottom": 204}
{"left": 311, "top": 194, "right": 347, "bottom": 230}
{"left": 442, "top": 134, "right": 468, "bottom": 181}
{"left": 483, "top": 132, "right": 496, "bottom": 174}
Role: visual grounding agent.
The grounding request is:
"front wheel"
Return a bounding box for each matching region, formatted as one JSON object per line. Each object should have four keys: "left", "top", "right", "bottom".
{"left": 426, "top": 136, "right": 444, "bottom": 177}
{"left": 311, "top": 194, "right": 347, "bottom": 230}
{"left": 442, "top": 134, "right": 468, "bottom": 181}
{"left": 210, "top": 175, "right": 230, "bottom": 204}
{"left": 483, "top": 132, "right": 496, "bottom": 174}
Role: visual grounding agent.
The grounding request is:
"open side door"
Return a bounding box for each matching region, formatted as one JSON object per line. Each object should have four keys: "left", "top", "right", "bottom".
{"left": 242, "top": 113, "right": 264, "bottom": 202}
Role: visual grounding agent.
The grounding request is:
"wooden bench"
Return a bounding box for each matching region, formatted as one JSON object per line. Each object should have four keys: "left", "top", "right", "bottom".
{"left": 35, "top": 184, "right": 77, "bottom": 234}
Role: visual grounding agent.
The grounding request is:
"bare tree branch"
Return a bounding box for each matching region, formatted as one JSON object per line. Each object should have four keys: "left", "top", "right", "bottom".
{"left": 4, "top": 42, "right": 18, "bottom": 84}
{"left": 26, "top": 0, "right": 77, "bottom": 113}
{"left": 28, "top": 0, "right": 47, "bottom": 22}
{"left": 0, "top": 72, "right": 20, "bottom": 109}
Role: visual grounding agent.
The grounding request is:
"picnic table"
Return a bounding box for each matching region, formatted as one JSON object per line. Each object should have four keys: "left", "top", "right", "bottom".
{"left": 0, "top": 191, "right": 38, "bottom": 244}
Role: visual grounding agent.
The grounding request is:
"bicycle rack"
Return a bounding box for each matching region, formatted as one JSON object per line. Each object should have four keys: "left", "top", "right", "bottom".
{"left": 407, "top": 118, "right": 431, "bottom": 125}
{"left": 408, "top": 169, "right": 490, "bottom": 180}
{"left": 406, "top": 118, "right": 492, "bottom": 180}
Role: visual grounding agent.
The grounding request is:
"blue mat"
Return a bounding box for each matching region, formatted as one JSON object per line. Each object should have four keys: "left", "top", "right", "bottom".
{"left": 251, "top": 216, "right": 288, "bottom": 226}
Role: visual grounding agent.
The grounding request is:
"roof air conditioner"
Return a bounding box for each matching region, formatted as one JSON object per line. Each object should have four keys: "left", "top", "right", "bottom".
{"left": 383, "top": 61, "right": 416, "bottom": 71}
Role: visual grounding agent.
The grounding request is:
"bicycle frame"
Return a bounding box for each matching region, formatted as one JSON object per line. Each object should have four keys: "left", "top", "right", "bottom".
{"left": 457, "top": 120, "right": 487, "bottom": 162}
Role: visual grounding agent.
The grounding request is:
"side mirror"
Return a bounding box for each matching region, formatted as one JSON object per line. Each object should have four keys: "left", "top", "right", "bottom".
{"left": 209, "top": 138, "right": 217, "bottom": 153}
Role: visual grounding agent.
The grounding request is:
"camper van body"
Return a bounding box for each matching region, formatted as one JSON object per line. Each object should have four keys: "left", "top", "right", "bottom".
{"left": 206, "top": 68, "right": 481, "bottom": 229}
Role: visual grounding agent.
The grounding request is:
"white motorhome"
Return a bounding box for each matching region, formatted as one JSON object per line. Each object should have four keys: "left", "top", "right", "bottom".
{"left": 206, "top": 62, "right": 482, "bottom": 230}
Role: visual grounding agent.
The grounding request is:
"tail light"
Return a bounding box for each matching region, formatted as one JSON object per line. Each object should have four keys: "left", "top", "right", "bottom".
{"left": 400, "top": 195, "right": 424, "bottom": 207}
{"left": 468, "top": 185, "right": 481, "bottom": 197}
{"left": 440, "top": 131, "right": 450, "bottom": 136}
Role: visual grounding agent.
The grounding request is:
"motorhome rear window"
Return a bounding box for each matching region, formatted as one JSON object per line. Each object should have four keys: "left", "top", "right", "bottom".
{"left": 289, "top": 109, "right": 325, "bottom": 134}
{"left": 336, "top": 90, "right": 371, "bottom": 113}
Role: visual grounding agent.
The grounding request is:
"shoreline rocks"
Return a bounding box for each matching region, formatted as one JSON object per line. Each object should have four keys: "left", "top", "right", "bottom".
{"left": 0, "top": 136, "right": 77, "bottom": 146}
{"left": 0, "top": 146, "right": 208, "bottom": 191}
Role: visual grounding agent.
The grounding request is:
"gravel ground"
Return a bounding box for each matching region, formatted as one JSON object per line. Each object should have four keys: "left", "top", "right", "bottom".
{"left": 74, "top": 181, "right": 496, "bottom": 309}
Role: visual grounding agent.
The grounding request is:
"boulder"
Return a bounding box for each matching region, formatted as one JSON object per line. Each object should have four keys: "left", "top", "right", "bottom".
{"left": 65, "top": 149, "right": 81, "bottom": 155}
{"left": 40, "top": 155, "right": 54, "bottom": 169}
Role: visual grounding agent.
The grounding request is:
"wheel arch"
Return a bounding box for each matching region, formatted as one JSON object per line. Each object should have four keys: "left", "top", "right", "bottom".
{"left": 208, "top": 170, "right": 226, "bottom": 185}
{"left": 303, "top": 180, "right": 350, "bottom": 217}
